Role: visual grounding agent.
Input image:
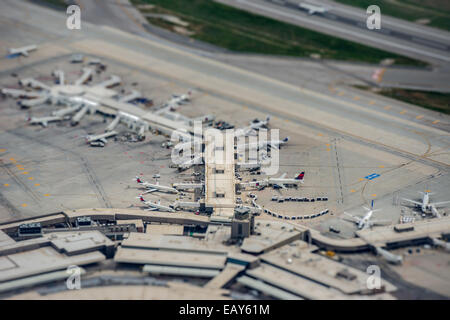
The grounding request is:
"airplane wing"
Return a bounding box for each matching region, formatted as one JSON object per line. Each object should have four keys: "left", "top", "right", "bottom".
{"left": 432, "top": 201, "right": 450, "bottom": 207}
{"left": 100, "top": 138, "right": 107, "bottom": 144}
{"left": 343, "top": 212, "right": 361, "bottom": 222}
{"left": 269, "top": 143, "right": 279, "bottom": 150}
{"left": 42, "top": 121, "right": 48, "bottom": 127}
{"left": 402, "top": 198, "right": 422, "bottom": 206}
{"left": 273, "top": 181, "right": 286, "bottom": 189}
{"left": 279, "top": 173, "right": 287, "bottom": 179}
{"left": 145, "top": 207, "right": 158, "bottom": 211}
{"left": 142, "top": 188, "right": 157, "bottom": 194}
{"left": 21, "top": 50, "right": 29, "bottom": 57}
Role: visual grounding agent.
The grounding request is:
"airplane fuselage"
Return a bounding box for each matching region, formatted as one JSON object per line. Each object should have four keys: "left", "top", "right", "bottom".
{"left": 268, "top": 178, "right": 302, "bottom": 186}
{"left": 358, "top": 211, "right": 374, "bottom": 229}
{"left": 141, "top": 182, "right": 178, "bottom": 194}
{"left": 422, "top": 193, "right": 430, "bottom": 212}
{"left": 143, "top": 201, "right": 175, "bottom": 212}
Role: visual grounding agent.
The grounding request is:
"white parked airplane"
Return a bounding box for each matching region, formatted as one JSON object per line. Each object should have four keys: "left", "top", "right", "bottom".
{"left": 249, "top": 116, "right": 270, "bottom": 130}
{"left": 235, "top": 116, "right": 271, "bottom": 137}
{"left": 8, "top": 45, "right": 37, "bottom": 57}
{"left": 344, "top": 206, "right": 390, "bottom": 230}
{"left": 268, "top": 172, "right": 304, "bottom": 189}
{"left": 27, "top": 116, "right": 63, "bottom": 127}
{"left": 134, "top": 176, "right": 179, "bottom": 194}
{"left": 299, "top": 3, "right": 328, "bottom": 15}
{"left": 1, "top": 88, "right": 43, "bottom": 99}
{"left": 167, "top": 90, "right": 192, "bottom": 107}
{"left": 18, "top": 96, "right": 49, "bottom": 108}
{"left": 236, "top": 137, "right": 289, "bottom": 151}
{"left": 402, "top": 191, "right": 450, "bottom": 218}
{"left": 119, "top": 90, "right": 141, "bottom": 103}
{"left": 155, "top": 90, "right": 193, "bottom": 115}
{"left": 85, "top": 130, "right": 118, "bottom": 145}
{"left": 178, "top": 155, "right": 203, "bottom": 171}
{"left": 137, "top": 195, "right": 175, "bottom": 212}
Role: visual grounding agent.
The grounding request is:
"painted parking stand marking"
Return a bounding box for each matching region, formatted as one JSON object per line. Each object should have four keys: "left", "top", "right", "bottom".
{"left": 365, "top": 173, "right": 380, "bottom": 180}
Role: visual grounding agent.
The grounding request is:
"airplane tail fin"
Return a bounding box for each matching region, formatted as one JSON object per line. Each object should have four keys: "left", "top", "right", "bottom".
{"left": 283, "top": 137, "right": 289, "bottom": 143}
{"left": 295, "top": 172, "right": 305, "bottom": 180}
{"left": 135, "top": 176, "right": 143, "bottom": 184}
{"left": 266, "top": 115, "right": 270, "bottom": 122}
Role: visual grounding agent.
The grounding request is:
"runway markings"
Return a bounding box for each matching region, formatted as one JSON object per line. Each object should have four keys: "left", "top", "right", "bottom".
{"left": 384, "top": 105, "right": 391, "bottom": 110}
{"left": 44, "top": 194, "right": 50, "bottom": 197}
{"left": 432, "top": 120, "right": 440, "bottom": 124}
{"left": 21, "top": 203, "right": 27, "bottom": 207}
{"left": 4, "top": 184, "right": 9, "bottom": 187}
{"left": 416, "top": 115, "right": 424, "bottom": 120}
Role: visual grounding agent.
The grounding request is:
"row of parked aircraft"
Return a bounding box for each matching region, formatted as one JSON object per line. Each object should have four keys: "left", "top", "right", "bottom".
{"left": 342, "top": 191, "right": 450, "bottom": 230}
